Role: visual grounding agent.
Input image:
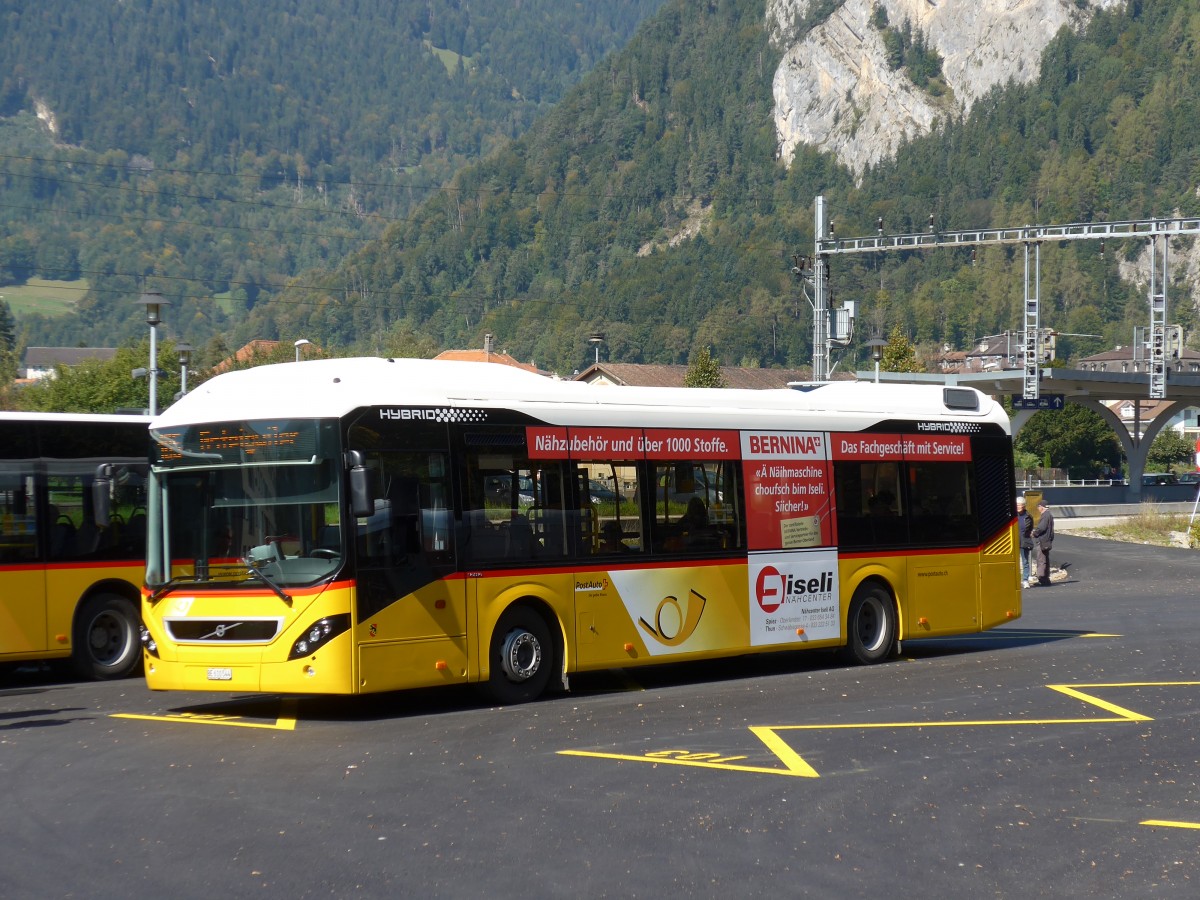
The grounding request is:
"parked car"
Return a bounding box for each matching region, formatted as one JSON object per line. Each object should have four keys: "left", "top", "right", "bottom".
{"left": 588, "top": 479, "right": 622, "bottom": 503}
{"left": 1142, "top": 473, "right": 1178, "bottom": 486}
{"left": 1176, "top": 472, "right": 1200, "bottom": 485}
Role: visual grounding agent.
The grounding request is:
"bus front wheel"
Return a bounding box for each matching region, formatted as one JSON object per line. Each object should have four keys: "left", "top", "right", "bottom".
{"left": 485, "top": 606, "right": 552, "bottom": 704}
{"left": 72, "top": 593, "right": 141, "bottom": 680}
{"left": 841, "top": 583, "right": 896, "bottom": 665}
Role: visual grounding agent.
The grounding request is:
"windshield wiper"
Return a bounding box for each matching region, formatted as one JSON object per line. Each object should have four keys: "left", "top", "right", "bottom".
{"left": 148, "top": 577, "right": 188, "bottom": 603}
{"left": 244, "top": 559, "right": 293, "bottom": 605}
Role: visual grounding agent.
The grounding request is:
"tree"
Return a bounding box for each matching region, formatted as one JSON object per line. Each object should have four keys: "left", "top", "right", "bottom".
{"left": 881, "top": 325, "right": 924, "bottom": 373}
{"left": 0, "top": 299, "right": 14, "bottom": 352}
{"left": 1014, "top": 404, "right": 1121, "bottom": 479}
{"left": 1146, "top": 428, "right": 1193, "bottom": 473}
{"left": 684, "top": 346, "right": 725, "bottom": 388}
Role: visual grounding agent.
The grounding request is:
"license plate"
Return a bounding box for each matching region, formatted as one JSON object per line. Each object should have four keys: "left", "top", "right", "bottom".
{"left": 207, "top": 667, "right": 233, "bottom": 681}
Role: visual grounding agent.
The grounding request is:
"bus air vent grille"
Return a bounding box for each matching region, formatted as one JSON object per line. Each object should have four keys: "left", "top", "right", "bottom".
{"left": 165, "top": 618, "right": 282, "bottom": 644}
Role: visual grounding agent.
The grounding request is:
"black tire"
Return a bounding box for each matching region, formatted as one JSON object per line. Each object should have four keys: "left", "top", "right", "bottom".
{"left": 72, "top": 593, "right": 141, "bottom": 680}
{"left": 485, "top": 606, "right": 553, "bottom": 704}
{"left": 841, "top": 582, "right": 896, "bottom": 665}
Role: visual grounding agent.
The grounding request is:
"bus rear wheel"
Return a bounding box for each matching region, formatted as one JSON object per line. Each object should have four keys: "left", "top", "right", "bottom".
{"left": 841, "top": 583, "right": 896, "bottom": 665}
{"left": 485, "top": 606, "right": 552, "bottom": 704}
{"left": 72, "top": 593, "right": 141, "bottom": 680}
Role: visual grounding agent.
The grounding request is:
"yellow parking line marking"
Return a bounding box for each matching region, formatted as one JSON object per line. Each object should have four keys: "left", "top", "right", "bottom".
{"left": 916, "top": 630, "right": 1121, "bottom": 641}
{"left": 112, "top": 699, "right": 298, "bottom": 730}
{"left": 559, "top": 681, "right": 1198, "bottom": 779}
{"left": 559, "top": 726, "right": 821, "bottom": 778}
{"left": 1141, "top": 820, "right": 1200, "bottom": 830}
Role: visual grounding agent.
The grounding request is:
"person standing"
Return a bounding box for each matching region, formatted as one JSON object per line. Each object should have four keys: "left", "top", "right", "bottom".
{"left": 1032, "top": 499, "right": 1054, "bottom": 586}
{"left": 1016, "top": 496, "right": 1034, "bottom": 586}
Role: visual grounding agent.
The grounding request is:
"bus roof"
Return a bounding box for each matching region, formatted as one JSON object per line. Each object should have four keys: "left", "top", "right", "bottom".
{"left": 152, "top": 357, "right": 1009, "bottom": 434}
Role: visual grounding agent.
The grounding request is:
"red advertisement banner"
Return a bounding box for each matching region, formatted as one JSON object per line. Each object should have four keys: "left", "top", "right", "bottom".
{"left": 640, "top": 429, "right": 739, "bottom": 460}
{"left": 831, "top": 433, "right": 971, "bottom": 462}
{"left": 740, "top": 431, "right": 833, "bottom": 550}
{"left": 526, "top": 427, "right": 739, "bottom": 460}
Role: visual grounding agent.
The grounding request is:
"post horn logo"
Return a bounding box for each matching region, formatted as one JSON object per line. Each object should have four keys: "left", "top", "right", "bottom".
{"left": 638, "top": 589, "right": 707, "bottom": 647}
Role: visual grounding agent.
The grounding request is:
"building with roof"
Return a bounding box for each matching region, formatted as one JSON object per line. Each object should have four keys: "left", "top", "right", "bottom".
{"left": 1077, "top": 346, "right": 1200, "bottom": 376}
{"left": 433, "top": 334, "right": 550, "bottom": 376}
{"left": 209, "top": 340, "right": 283, "bottom": 374}
{"left": 22, "top": 347, "right": 117, "bottom": 381}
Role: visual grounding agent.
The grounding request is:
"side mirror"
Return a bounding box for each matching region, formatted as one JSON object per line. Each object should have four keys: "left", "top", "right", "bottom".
{"left": 92, "top": 464, "right": 113, "bottom": 527}
{"left": 345, "top": 451, "right": 375, "bottom": 519}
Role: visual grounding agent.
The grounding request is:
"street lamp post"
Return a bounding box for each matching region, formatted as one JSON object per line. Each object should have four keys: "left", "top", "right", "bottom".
{"left": 294, "top": 338, "right": 312, "bottom": 362}
{"left": 136, "top": 292, "right": 169, "bottom": 415}
{"left": 866, "top": 336, "right": 887, "bottom": 384}
{"left": 176, "top": 342, "right": 192, "bottom": 397}
{"left": 588, "top": 332, "right": 604, "bottom": 366}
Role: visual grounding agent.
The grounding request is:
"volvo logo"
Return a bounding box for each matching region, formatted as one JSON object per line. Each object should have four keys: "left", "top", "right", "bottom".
{"left": 200, "top": 622, "right": 242, "bottom": 640}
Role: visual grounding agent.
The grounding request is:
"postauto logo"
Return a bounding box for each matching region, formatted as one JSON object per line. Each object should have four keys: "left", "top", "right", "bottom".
{"left": 755, "top": 565, "right": 835, "bottom": 613}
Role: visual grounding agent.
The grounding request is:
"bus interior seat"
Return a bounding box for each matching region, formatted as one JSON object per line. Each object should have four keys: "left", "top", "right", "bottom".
{"left": 52, "top": 516, "right": 76, "bottom": 559}
{"left": 506, "top": 514, "right": 534, "bottom": 558}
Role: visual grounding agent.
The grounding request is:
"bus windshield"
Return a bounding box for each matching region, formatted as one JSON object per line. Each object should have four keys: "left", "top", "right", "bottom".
{"left": 148, "top": 420, "right": 344, "bottom": 593}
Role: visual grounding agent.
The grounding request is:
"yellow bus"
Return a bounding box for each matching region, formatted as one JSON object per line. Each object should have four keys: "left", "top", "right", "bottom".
{"left": 142, "top": 358, "right": 1020, "bottom": 702}
{"left": 1, "top": 412, "right": 150, "bottom": 679}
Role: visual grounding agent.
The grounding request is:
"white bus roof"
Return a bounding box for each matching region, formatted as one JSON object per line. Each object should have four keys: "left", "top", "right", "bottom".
{"left": 152, "top": 357, "right": 1009, "bottom": 434}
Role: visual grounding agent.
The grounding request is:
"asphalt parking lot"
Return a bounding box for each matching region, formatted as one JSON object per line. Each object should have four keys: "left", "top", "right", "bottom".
{"left": 4, "top": 534, "right": 1200, "bottom": 898}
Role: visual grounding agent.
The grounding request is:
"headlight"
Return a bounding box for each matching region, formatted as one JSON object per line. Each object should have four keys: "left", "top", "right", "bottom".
{"left": 140, "top": 625, "right": 160, "bottom": 658}
{"left": 288, "top": 614, "right": 351, "bottom": 660}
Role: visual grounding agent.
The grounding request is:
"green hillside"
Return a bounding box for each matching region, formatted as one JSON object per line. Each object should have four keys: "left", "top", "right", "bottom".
{"left": 0, "top": 0, "right": 665, "bottom": 355}
{"left": 258, "top": 0, "right": 1200, "bottom": 375}
{"left": 5, "top": 0, "right": 1200, "bottom": 376}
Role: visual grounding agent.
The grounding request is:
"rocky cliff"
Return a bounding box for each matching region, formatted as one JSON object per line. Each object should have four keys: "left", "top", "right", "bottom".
{"left": 769, "top": 0, "right": 1126, "bottom": 177}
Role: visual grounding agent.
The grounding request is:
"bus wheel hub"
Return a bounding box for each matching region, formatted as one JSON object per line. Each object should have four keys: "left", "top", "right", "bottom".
{"left": 501, "top": 630, "right": 541, "bottom": 682}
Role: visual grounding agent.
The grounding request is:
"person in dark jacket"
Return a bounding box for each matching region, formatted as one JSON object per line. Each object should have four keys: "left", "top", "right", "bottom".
{"left": 1016, "top": 496, "right": 1034, "bottom": 586}
{"left": 1032, "top": 499, "right": 1054, "bottom": 586}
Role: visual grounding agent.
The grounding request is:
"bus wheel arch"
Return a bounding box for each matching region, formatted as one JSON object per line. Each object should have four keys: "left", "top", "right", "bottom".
{"left": 71, "top": 581, "right": 142, "bottom": 680}
{"left": 484, "top": 600, "right": 559, "bottom": 704}
{"left": 841, "top": 577, "right": 897, "bottom": 666}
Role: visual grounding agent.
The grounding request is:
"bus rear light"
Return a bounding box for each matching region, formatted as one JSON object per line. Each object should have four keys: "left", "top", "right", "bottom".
{"left": 288, "top": 614, "right": 351, "bottom": 660}
{"left": 1006, "top": 609, "right": 1016, "bottom": 618}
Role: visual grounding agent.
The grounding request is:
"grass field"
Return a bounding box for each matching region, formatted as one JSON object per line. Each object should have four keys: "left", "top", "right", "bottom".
{"left": 1, "top": 278, "right": 88, "bottom": 318}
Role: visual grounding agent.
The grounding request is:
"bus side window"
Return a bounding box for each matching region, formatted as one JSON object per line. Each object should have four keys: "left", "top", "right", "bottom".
{"left": 574, "top": 461, "right": 642, "bottom": 555}
{"left": 0, "top": 470, "right": 36, "bottom": 563}
{"left": 358, "top": 453, "right": 453, "bottom": 567}
{"left": 834, "top": 461, "right": 906, "bottom": 549}
{"left": 649, "top": 461, "right": 739, "bottom": 554}
{"left": 908, "top": 461, "right": 976, "bottom": 545}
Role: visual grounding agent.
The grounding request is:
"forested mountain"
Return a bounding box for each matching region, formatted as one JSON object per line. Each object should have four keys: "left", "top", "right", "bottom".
{"left": 6, "top": 0, "right": 1200, "bottom": 379}
{"left": 258, "top": 0, "right": 1199, "bottom": 375}
{"left": 0, "top": 0, "right": 664, "bottom": 351}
